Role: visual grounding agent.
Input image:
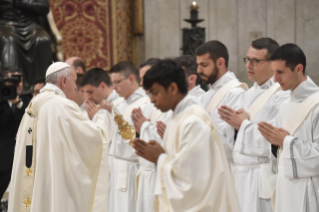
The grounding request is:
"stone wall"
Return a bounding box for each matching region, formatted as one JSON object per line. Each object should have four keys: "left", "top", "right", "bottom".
{"left": 140, "top": 0, "right": 319, "bottom": 86}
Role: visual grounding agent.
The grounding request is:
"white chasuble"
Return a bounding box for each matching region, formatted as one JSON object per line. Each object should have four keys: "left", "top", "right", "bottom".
{"left": 136, "top": 110, "right": 173, "bottom": 212}
{"left": 274, "top": 77, "right": 319, "bottom": 212}
{"left": 201, "top": 71, "right": 247, "bottom": 170}
{"left": 232, "top": 77, "right": 289, "bottom": 212}
{"left": 108, "top": 87, "right": 155, "bottom": 212}
{"left": 154, "top": 95, "right": 240, "bottom": 212}
{"left": 8, "top": 83, "right": 116, "bottom": 212}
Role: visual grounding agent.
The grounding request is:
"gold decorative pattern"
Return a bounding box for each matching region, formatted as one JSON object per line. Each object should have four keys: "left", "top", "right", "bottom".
{"left": 49, "top": 0, "right": 133, "bottom": 70}
{"left": 22, "top": 117, "right": 38, "bottom": 212}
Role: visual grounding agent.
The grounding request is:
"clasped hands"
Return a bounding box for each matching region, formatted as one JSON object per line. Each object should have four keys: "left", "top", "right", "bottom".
{"left": 85, "top": 99, "right": 112, "bottom": 120}
{"left": 131, "top": 108, "right": 167, "bottom": 139}
{"left": 132, "top": 138, "right": 165, "bottom": 164}
{"left": 218, "top": 105, "right": 288, "bottom": 147}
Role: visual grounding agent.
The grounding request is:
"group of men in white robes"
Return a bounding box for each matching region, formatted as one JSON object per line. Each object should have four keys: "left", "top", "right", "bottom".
{"left": 7, "top": 36, "right": 319, "bottom": 212}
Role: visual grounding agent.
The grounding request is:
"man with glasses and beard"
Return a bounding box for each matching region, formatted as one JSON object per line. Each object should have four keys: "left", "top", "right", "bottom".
{"left": 196, "top": 40, "right": 248, "bottom": 176}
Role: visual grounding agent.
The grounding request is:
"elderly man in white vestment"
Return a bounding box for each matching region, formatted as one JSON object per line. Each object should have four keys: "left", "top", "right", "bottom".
{"left": 132, "top": 59, "right": 240, "bottom": 212}
{"left": 108, "top": 61, "right": 155, "bottom": 212}
{"left": 196, "top": 40, "right": 248, "bottom": 174}
{"left": 8, "top": 62, "right": 115, "bottom": 212}
{"left": 131, "top": 58, "right": 172, "bottom": 212}
{"left": 258, "top": 44, "right": 319, "bottom": 212}
{"left": 219, "top": 38, "right": 290, "bottom": 212}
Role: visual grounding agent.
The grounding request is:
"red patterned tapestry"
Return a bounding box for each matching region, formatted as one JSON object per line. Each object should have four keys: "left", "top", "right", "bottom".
{"left": 49, "top": 0, "right": 132, "bottom": 70}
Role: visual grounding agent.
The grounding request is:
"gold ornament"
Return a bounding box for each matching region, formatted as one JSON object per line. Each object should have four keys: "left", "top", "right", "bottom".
{"left": 113, "top": 106, "right": 136, "bottom": 146}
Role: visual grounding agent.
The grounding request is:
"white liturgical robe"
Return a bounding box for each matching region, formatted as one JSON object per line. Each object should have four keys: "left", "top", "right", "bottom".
{"left": 136, "top": 110, "right": 172, "bottom": 212}
{"left": 8, "top": 83, "right": 115, "bottom": 212}
{"left": 108, "top": 87, "right": 154, "bottom": 212}
{"left": 233, "top": 77, "right": 289, "bottom": 212}
{"left": 274, "top": 77, "right": 319, "bottom": 212}
{"left": 188, "top": 85, "right": 206, "bottom": 101}
{"left": 201, "top": 71, "right": 246, "bottom": 167}
{"left": 154, "top": 95, "right": 240, "bottom": 212}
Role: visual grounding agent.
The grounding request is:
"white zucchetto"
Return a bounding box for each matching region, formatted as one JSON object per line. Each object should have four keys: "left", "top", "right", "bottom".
{"left": 46, "top": 62, "right": 70, "bottom": 77}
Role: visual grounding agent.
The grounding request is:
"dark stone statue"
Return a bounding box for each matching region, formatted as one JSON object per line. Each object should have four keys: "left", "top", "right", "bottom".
{"left": 181, "top": 27, "right": 205, "bottom": 56}
{"left": 0, "top": 0, "right": 52, "bottom": 93}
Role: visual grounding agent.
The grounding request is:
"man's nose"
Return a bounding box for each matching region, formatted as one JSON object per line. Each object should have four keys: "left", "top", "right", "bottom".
{"left": 246, "top": 60, "right": 253, "bottom": 69}
{"left": 197, "top": 66, "right": 202, "bottom": 74}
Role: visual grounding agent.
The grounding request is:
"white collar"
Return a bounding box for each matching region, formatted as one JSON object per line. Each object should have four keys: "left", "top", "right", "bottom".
{"left": 291, "top": 76, "right": 319, "bottom": 103}
{"left": 40, "top": 83, "right": 66, "bottom": 98}
{"left": 209, "top": 71, "right": 237, "bottom": 90}
{"left": 253, "top": 76, "right": 275, "bottom": 90}
{"left": 126, "top": 87, "right": 147, "bottom": 105}
{"left": 173, "top": 95, "right": 198, "bottom": 117}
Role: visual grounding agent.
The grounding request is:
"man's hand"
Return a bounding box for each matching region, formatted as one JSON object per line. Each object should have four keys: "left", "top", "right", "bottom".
{"left": 131, "top": 108, "right": 148, "bottom": 134}
{"left": 132, "top": 138, "right": 165, "bottom": 163}
{"left": 156, "top": 121, "right": 167, "bottom": 139}
{"left": 9, "top": 96, "right": 21, "bottom": 105}
{"left": 100, "top": 100, "right": 112, "bottom": 113}
{"left": 257, "top": 122, "right": 288, "bottom": 147}
{"left": 85, "top": 100, "right": 99, "bottom": 120}
{"left": 218, "top": 106, "right": 249, "bottom": 130}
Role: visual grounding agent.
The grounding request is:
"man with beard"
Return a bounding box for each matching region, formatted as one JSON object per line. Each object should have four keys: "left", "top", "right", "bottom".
{"left": 196, "top": 40, "right": 248, "bottom": 174}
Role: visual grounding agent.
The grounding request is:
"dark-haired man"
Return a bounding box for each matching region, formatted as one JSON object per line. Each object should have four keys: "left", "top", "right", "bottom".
{"left": 219, "top": 38, "right": 289, "bottom": 212}
{"left": 108, "top": 61, "right": 155, "bottom": 212}
{"left": 81, "top": 68, "right": 123, "bottom": 113}
{"left": 175, "top": 55, "right": 205, "bottom": 100}
{"left": 196, "top": 40, "right": 248, "bottom": 174}
{"left": 133, "top": 58, "right": 172, "bottom": 212}
{"left": 139, "top": 58, "right": 161, "bottom": 87}
{"left": 258, "top": 44, "right": 319, "bottom": 212}
{"left": 70, "top": 73, "right": 86, "bottom": 111}
{"left": 132, "top": 59, "right": 240, "bottom": 212}
{"left": 32, "top": 80, "right": 45, "bottom": 97}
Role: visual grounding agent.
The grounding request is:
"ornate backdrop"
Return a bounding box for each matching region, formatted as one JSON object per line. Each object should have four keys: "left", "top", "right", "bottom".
{"left": 49, "top": 0, "right": 133, "bottom": 70}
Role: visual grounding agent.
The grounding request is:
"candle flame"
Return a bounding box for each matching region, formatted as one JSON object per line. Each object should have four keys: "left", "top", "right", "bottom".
{"left": 192, "top": 1, "right": 197, "bottom": 6}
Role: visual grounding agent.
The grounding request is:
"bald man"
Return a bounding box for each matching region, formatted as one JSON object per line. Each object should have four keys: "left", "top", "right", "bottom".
{"left": 65, "top": 57, "right": 86, "bottom": 74}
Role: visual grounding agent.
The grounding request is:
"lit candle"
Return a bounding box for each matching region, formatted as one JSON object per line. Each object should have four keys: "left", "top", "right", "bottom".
{"left": 190, "top": 1, "right": 198, "bottom": 11}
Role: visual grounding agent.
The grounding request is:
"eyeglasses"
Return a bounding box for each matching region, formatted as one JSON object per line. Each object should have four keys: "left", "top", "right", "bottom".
{"left": 112, "top": 78, "right": 127, "bottom": 86}
{"left": 243, "top": 57, "right": 269, "bottom": 66}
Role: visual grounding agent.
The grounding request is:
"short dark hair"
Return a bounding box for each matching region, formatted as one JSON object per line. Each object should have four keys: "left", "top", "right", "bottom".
{"left": 139, "top": 58, "right": 161, "bottom": 68}
{"left": 76, "top": 73, "right": 84, "bottom": 89}
{"left": 174, "top": 55, "right": 201, "bottom": 85}
{"left": 271, "top": 43, "right": 306, "bottom": 74}
{"left": 196, "top": 40, "right": 229, "bottom": 68}
{"left": 143, "top": 59, "right": 188, "bottom": 94}
{"left": 81, "top": 68, "right": 111, "bottom": 87}
{"left": 251, "top": 38, "right": 279, "bottom": 59}
{"left": 110, "top": 61, "right": 140, "bottom": 83}
{"left": 73, "top": 58, "right": 86, "bottom": 73}
{"left": 2, "top": 67, "right": 23, "bottom": 77}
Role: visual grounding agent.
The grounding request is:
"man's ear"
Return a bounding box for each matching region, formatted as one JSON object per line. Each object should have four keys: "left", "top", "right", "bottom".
{"left": 295, "top": 64, "right": 304, "bottom": 75}
{"left": 168, "top": 83, "right": 178, "bottom": 95}
{"left": 61, "top": 76, "right": 67, "bottom": 88}
{"left": 216, "top": 58, "right": 226, "bottom": 68}
{"left": 100, "top": 82, "right": 106, "bottom": 89}
{"left": 128, "top": 75, "right": 135, "bottom": 84}
{"left": 189, "top": 74, "right": 197, "bottom": 84}
{"left": 76, "top": 67, "right": 83, "bottom": 74}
